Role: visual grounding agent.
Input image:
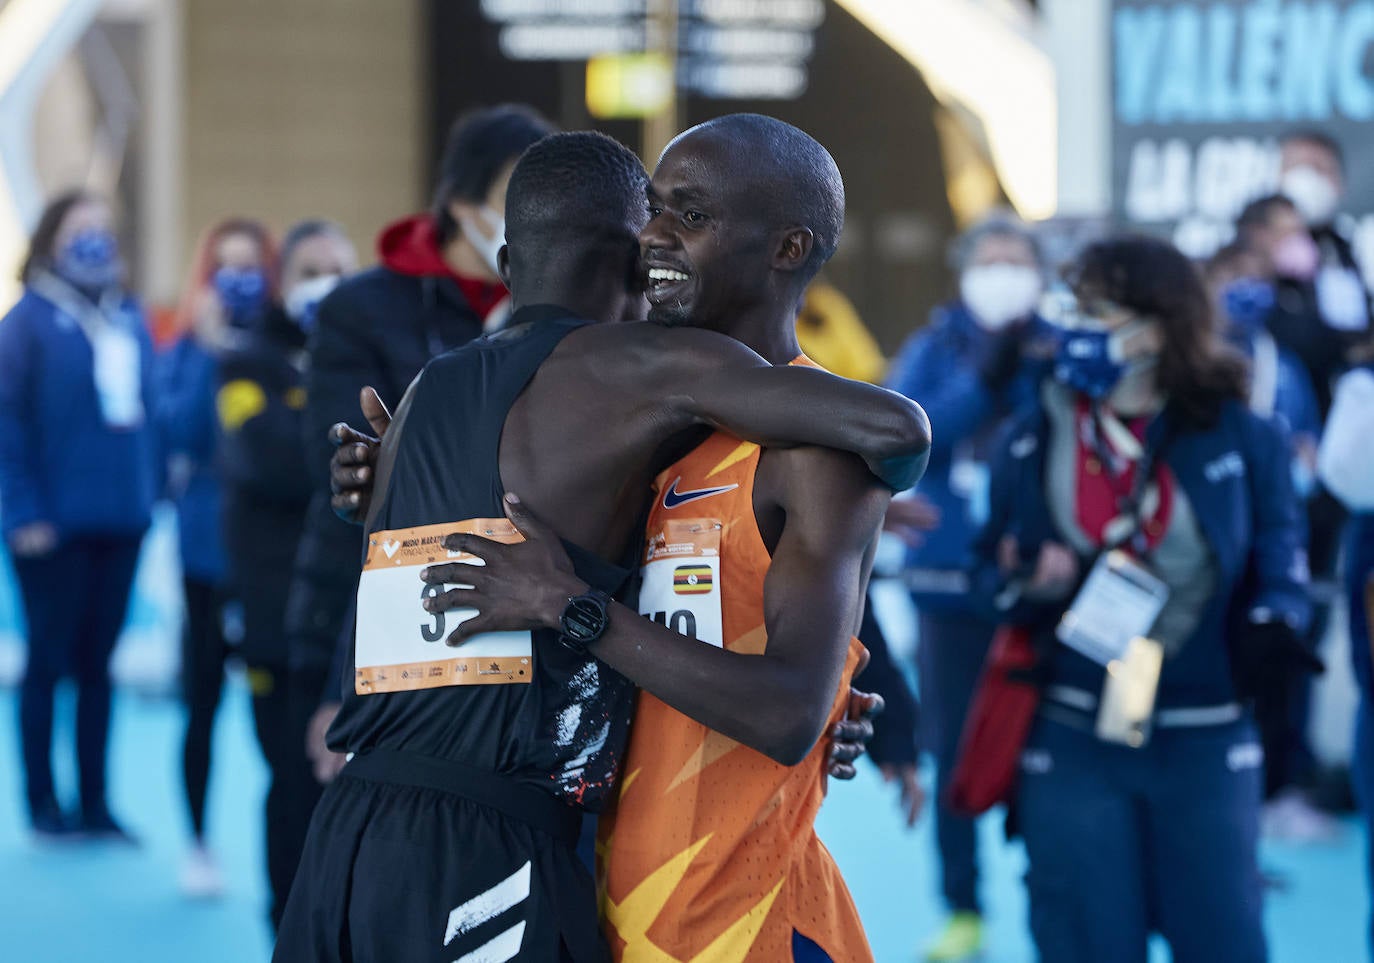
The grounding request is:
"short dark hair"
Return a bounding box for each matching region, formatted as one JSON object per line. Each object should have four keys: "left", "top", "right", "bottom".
{"left": 1280, "top": 129, "right": 1345, "bottom": 172}
{"left": 504, "top": 131, "right": 649, "bottom": 262}
{"left": 279, "top": 219, "right": 349, "bottom": 273}
{"left": 430, "top": 104, "right": 556, "bottom": 245}
{"left": 21, "top": 188, "right": 99, "bottom": 284}
{"left": 688, "top": 114, "right": 845, "bottom": 285}
{"left": 1067, "top": 234, "right": 1248, "bottom": 426}
{"left": 1235, "top": 193, "right": 1297, "bottom": 243}
{"left": 1204, "top": 241, "right": 1252, "bottom": 280}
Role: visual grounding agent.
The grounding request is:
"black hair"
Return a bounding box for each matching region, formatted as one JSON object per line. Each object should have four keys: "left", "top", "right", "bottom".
{"left": 1280, "top": 128, "right": 1345, "bottom": 172}
{"left": 1204, "top": 240, "right": 1253, "bottom": 280}
{"left": 1235, "top": 193, "right": 1297, "bottom": 243}
{"left": 1067, "top": 234, "right": 1248, "bottom": 426}
{"left": 21, "top": 188, "right": 98, "bottom": 284}
{"left": 430, "top": 104, "right": 556, "bottom": 245}
{"left": 279, "top": 219, "right": 349, "bottom": 273}
{"left": 504, "top": 130, "right": 649, "bottom": 264}
{"left": 689, "top": 114, "right": 845, "bottom": 285}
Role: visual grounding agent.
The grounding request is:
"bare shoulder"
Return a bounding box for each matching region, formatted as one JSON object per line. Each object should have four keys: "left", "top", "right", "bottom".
{"left": 563, "top": 321, "right": 765, "bottom": 374}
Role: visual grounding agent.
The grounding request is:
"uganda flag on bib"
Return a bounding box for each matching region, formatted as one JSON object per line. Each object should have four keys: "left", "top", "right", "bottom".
{"left": 673, "top": 564, "right": 713, "bottom": 594}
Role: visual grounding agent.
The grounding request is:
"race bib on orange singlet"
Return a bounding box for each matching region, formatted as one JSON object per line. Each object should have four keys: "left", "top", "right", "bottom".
{"left": 354, "top": 520, "right": 532, "bottom": 694}
{"left": 638, "top": 518, "right": 723, "bottom": 647}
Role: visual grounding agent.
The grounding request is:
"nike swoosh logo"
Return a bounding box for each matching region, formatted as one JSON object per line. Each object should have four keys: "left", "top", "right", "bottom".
{"left": 662, "top": 477, "right": 739, "bottom": 510}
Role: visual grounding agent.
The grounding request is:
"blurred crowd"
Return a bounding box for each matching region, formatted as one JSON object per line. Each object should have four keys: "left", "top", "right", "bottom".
{"left": 1, "top": 107, "right": 1372, "bottom": 963}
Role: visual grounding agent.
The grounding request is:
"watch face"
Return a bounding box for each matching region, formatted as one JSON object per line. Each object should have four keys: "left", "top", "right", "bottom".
{"left": 564, "top": 596, "right": 605, "bottom": 640}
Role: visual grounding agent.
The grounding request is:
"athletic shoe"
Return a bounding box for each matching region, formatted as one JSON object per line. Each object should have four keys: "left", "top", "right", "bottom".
{"left": 924, "top": 912, "right": 984, "bottom": 961}
{"left": 30, "top": 800, "right": 80, "bottom": 843}
{"left": 180, "top": 846, "right": 226, "bottom": 899}
{"left": 1261, "top": 788, "right": 1341, "bottom": 843}
{"left": 78, "top": 807, "right": 139, "bottom": 845}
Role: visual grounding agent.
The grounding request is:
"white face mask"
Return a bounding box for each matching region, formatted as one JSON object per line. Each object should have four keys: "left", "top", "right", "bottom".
{"left": 1281, "top": 165, "right": 1340, "bottom": 226}
{"left": 458, "top": 206, "right": 506, "bottom": 276}
{"left": 285, "top": 273, "right": 342, "bottom": 329}
{"left": 960, "top": 263, "right": 1044, "bottom": 331}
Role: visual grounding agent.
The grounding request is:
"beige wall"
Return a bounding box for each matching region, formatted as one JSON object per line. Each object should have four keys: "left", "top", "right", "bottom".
{"left": 183, "top": 0, "right": 423, "bottom": 278}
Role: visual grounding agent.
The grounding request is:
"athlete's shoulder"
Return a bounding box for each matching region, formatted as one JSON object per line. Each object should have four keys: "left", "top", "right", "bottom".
{"left": 572, "top": 321, "right": 763, "bottom": 368}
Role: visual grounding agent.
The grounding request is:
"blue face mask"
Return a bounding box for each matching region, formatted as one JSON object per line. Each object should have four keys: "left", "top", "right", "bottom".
{"left": 213, "top": 266, "right": 268, "bottom": 325}
{"left": 55, "top": 229, "right": 121, "bottom": 291}
{"left": 1053, "top": 328, "right": 1127, "bottom": 399}
{"left": 1220, "top": 277, "right": 1275, "bottom": 337}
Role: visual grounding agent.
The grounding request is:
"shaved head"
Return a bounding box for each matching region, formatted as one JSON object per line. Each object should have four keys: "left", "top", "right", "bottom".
{"left": 664, "top": 114, "right": 845, "bottom": 284}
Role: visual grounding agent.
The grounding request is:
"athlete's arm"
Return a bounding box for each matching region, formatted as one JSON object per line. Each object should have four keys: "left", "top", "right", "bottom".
{"left": 595, "top": 324, "right": 931, "bottom": 491}
{"left": 429, "top": 449, "right": 891, "bottom": 766}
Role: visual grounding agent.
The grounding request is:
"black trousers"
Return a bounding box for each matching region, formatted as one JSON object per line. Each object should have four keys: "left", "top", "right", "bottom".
{"left": 13, "top": 534, "right": 143, "bottom": 819}
{"left": 274, "top": 750, "right": 606, "bottom": 963}
{"left": 247, "top": 662, "right": 325, "bottom": 932}
{"left": 180, "top": 577, "right": 227, "bottom": 840}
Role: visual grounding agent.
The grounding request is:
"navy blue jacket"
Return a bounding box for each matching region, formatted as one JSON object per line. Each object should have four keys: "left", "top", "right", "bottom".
{"left": 0, "top": 284, "right": 156, "bottom": 541}
{"left": 154, "top": 336, "right": 226, "bottom": 584}
{"left": 886, "top": 302, "right": 1056, "bottom": 612}
{"left": 970, "top": 389, "right": 1310, "bottom": 709}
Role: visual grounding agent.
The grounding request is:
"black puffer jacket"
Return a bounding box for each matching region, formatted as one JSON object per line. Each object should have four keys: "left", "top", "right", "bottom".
{"left": 287, "top": 216, "right": 489, "bottom": 696}
{"left": 218, "top": 308, "right": 313, "bottom": 667}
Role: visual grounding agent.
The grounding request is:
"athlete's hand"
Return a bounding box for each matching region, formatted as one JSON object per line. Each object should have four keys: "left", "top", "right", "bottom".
{"left": 421, "top": 493, "right": 587, "bottom": 645}
{"left": 329, "top": 387, "right": 391, "bottom": 523}
{"left": 827, "top": 688, "right": 882, "bottom": 780}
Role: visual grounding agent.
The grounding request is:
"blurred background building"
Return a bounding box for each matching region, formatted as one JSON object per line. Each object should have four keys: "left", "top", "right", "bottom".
{"left": 0, "top": 0, "right": 1086, "bottom": 350}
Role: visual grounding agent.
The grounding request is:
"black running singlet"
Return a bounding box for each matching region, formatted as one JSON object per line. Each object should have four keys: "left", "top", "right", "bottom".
{"left": 327, "top": 306, "right": 635, "bottom": 811}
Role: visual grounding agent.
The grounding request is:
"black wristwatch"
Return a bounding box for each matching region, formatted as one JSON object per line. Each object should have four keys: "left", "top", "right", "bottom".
{"left": 558, "top": 589, "right": 612, "bottom": 654}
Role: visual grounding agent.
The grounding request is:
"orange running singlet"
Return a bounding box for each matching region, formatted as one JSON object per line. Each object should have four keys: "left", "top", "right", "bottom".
{"left": 597, "top": 361, "right": 872, "bottom": 963}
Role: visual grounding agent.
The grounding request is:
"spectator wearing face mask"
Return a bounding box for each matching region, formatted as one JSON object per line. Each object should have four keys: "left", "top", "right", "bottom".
{"left": 1237, "top": 193, "right": 1355, "bottom": 833}
{"left": 214, "top": 219, "right": 357, "bottom": 929}
{"left": 157, "top": 217, "right": 276, "bottom": 893}
{"left": 0, "top": 190, "right": 158, "bottom": 842}
{"left": 970, "top": 236, "right": 1317, "bottom": 963}
{"left": 287, "top": 104, "right": 555, "bottom": 782}
{"left": 1203, "top": 241, "right": 1337, "bottom": 841}
{"left": 1253, "top": 132, "right": 1370, "bottom": 416}
{"left": 884, "top": 214, "right": 1057, "bottom": 962}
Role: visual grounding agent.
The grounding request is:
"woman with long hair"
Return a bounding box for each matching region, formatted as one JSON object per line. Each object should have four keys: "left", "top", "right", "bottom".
{"left": 155, "top": 217, "right": 276, "bottom": 895}
{"left": 969, "top": 235, "right": 1318, "bottom": 961}
{"left": 0, "top": 190, "right": 158, "bottom": 840}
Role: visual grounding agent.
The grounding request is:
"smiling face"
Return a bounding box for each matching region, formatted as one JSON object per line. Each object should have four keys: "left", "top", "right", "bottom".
{"left": 640, "top": 131, "right": 775, "bottom": 329}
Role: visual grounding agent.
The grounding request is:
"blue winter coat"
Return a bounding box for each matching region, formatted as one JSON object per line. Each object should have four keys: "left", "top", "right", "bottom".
{"left": 885, "top": 302, "right": 1056, "bottom": 612}
{"left": 0, "top": 284, "right": 156, "bottom": 541}
{"left": 154, "top": 336, "right": 226, "bottom": 584}
{"left": 969, "top": 388, "right": 1310, "bottom": 709}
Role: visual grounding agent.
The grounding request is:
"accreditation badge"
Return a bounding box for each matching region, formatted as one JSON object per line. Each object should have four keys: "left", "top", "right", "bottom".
{"left": 1056, "top": 549, "right": 1169, "bottom": 666}
{"left": 638, "top": 518, "right": 723, "bottom": 647}
{"left": 354, "top": 519, "right": 532, "bottom": 694}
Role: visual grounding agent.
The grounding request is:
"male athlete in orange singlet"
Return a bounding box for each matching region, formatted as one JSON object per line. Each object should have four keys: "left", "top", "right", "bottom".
{"left": 425, "top": 116, "right": 906, "bottom": 962}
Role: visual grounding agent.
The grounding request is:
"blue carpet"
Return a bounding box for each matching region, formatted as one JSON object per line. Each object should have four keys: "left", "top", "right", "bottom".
{"left": 0, "top": 684, "right": 1366, "bottom": 962}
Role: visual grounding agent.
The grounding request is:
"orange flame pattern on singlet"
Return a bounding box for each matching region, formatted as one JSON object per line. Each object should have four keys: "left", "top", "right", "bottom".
{"left": 596, "top": 359, "right": 873, "bottom": 962}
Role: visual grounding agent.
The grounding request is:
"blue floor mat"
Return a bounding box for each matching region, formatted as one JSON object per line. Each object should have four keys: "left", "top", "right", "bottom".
{"left": 0, "top": 685, "right": 1366, "bottom": 962}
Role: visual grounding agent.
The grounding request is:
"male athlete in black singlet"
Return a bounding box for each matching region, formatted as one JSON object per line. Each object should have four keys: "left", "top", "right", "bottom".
{"left": 274, "top": 133, "right": 928, "bottom": 962}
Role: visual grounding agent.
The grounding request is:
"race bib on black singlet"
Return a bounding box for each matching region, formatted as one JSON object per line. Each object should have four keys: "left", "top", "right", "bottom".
{"left": 638, "top": 518, "right": 724, "bottom": 647}
{"left": 354, "top": 520, "right": 533, "bottom": 693}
